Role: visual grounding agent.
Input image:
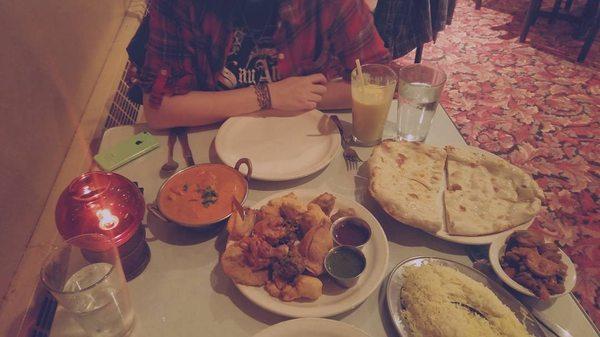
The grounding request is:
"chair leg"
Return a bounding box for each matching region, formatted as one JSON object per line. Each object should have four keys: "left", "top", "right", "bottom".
{"left": 574, "top": 0, "right": 599, "bottom": 39}
{"left": 475, "top": 0, "right": 482, "bottom": 10}
{"left": 532, "top": 0, "right": 543, "bottom": 25}
{"left": 415, "top": 44, "right": 424, "bottom": 63}
{"left": 565, "top": 0, "right": 574, "bottom": 11}
{"left": 550, "top": 0, "right": 562, "bottom": 24}
{"left": 520, "top": 0, "right": 542, "bottom": 42}
{"left": 578, "top": 16, "right": 599, "bottom": 62}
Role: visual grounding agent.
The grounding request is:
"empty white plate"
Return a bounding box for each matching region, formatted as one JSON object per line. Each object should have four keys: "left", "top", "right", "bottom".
{"left": 215, "top": 109, "right": 340, "bottom": 181}
{"left": 252, "top": 318, "right": 371, "bottom": 337}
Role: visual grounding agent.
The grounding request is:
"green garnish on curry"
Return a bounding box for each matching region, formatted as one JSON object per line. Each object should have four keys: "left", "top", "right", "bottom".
{"left": 201, "top": 186, "right": 218, "bottom": 208}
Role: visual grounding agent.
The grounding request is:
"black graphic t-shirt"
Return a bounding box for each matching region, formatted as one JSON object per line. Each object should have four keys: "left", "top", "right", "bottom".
{"left": 217, "top": 1, "right": 283, "bottom": 90}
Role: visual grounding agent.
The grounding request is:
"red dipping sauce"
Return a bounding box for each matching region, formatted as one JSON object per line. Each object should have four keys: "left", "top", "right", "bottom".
{"left": 332, "top": 217, "right": 371, "bottom": 247}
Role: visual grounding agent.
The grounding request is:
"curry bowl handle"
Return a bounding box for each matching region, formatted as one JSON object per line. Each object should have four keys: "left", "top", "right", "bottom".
{"left": 234, "top": 158, "right": 253, "bottom": 181}
{"left": 147, "top": 203, "right": 168, "bottom": 222}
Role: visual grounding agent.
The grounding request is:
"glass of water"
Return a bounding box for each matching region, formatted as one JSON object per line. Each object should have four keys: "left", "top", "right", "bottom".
{"left": 396, "top": 64, "right": 447, "bottom": 142}
{"left": 40, "top": 234, "right": 135, "bottom": 337}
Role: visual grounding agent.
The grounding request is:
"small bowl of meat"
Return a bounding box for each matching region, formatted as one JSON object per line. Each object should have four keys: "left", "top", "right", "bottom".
{"left": 489, "top": 230, "right": 576, "bottom": 300}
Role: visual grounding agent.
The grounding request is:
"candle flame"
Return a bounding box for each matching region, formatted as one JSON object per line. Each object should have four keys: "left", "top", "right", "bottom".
{"left": 96, "top": 209, "right": 119, "bottom": 230}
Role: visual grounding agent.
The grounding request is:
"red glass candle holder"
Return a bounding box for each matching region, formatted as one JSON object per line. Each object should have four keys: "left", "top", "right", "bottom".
{"left": 55, "top": 171, "right": 150, "bottom": 280}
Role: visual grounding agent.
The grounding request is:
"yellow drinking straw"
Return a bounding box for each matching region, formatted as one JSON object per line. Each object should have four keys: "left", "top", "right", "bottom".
{"left": 355, "top": 59, "right": 366, "bottom": 87}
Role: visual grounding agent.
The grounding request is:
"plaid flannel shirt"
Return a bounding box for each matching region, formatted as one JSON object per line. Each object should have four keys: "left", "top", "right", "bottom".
{"left": 130, "top": 0, "right": 391, "bottom": 107}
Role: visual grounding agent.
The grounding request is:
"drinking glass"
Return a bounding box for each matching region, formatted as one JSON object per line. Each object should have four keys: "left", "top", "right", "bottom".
{"left": 396, "top": 64, "right": 447, "bottom": 142}
{"left": 351, "top": 64, "right": 397, "bottom": 146}
{"left": 40, "top": 234, "right": 135, "bottom": 337}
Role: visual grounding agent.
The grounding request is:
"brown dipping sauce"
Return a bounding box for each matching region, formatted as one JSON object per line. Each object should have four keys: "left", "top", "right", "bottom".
{"left": 158, "top": 164, "right": 246, "bottom": 225}
{"left": 332, "top": 217, "right": 371, "bottom": 247}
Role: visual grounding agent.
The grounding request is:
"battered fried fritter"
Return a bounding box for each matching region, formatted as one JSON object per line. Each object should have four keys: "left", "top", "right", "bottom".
{"left": 226, "top": 208, "right": 256, "bottom": 241}
{"left": 221, "top": 243, "right": 268, "bottom": 286}
{"left": 310, "top": 193, "right": 336, "bottom": 215}
{"left": 299, "top": 203, "right": 331, "bottom": 235}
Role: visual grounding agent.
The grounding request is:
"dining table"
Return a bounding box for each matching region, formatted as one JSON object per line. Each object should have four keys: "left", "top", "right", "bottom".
{"left": 49, "top": 102, "right": 598, "bottom": 337}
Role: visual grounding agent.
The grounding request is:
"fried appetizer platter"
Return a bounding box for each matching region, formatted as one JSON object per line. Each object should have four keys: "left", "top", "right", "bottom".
{"left": 221, "top": 192, "right": 353, "bottom": 302}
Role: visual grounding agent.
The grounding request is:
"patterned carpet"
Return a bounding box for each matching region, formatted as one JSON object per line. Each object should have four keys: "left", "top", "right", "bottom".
{"left": 396, "top": 0, "right": 599, "bottom": 327}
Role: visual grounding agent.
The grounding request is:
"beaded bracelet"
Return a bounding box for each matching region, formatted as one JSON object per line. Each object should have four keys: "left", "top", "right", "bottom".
{"left": 254, "top": 82, "right": 272, "bottom": 110}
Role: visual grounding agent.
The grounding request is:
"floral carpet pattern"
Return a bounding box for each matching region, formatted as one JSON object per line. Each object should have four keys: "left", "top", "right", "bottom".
{"left": 396, "top": 0, "right": 599, "bottom": 326}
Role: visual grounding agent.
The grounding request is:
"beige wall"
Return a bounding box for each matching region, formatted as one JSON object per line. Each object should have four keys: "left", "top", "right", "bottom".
{"left": 0, "top": 0, "right": 130, "bottom": 303}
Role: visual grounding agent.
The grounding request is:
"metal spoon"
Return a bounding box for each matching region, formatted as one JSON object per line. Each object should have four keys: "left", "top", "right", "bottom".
{"left": 160, "top": 129, "right": 179, "bottom": 174}
{"left": 452, "top": 301, "right": 487, "bottom": 320}
{"left": 526, "top": 303, "right": 574, "bottom": 337}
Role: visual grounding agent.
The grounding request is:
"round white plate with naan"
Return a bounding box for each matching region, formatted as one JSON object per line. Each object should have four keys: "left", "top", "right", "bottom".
{"left": 215, "top": 109, "right": 340, "bottom": 181}
{"left": 368, "top": 141, "right": 543, "bottom": 245}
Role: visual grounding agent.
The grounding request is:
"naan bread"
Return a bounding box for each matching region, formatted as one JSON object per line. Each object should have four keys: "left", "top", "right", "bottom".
{"left": 444, "top": 146, "right": 544, "bottom": 236}
{"left": 368, "top": 140, "right": 446, "bottom": 233}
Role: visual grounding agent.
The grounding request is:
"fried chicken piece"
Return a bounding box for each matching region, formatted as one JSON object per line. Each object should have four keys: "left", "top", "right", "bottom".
{"left": 538, "top": 242, "right": 562, "bottom": 263}
{"left": 264, "top": 275, "right": 323, "bottom": 301}
{"left": 503, "top": 250, "right": 522, "bottom": 264}
{"left": 266, "top": 192, "right": 295, "bottom": 209}
{"left": 268, "top": 193, "right": 306, "bottom": 220}
{"left": 259, "top": 204, "right": 280, "bottom": 218}
{"left": 221, "top": 243, "right": 268, "bottom": 286}
{"left": 294, "top": 275, "right": 323, "bottom": 300}
{"left": 514, "top": 272, "right": 538, "bottom": 290}
{"left": 299, "top": 223, "right": 333, "bottom": 276}
{"left": 537, "top": 285, "right": 551, "bottom": 301}
{"left": 502, "top": 266, "right": 517, "bottom": 278}
{"left": 280, "top": 203, "right": 306, "bottom": 221}
{"left": 541, "top": 250, "right": 562, "bottom": 264}
{"left": 509, "top": 230, "right": 545, "bottom": 248}
{"left": 330, "top": 208, "right": 357, "bottom": 223}
{"left": 253, "top": 215, "right": 288, "bottom": 245}
{"left": 309, "top": 193, "right": 336, "bottom": 215}
{"left": 239, "top": 236, "right": 288, "bottom": 270}
{"left": 546, "top": 276, "right": 566, "bottom": 295}
{"left": 226, "top": 208, "right": 257, "bottom": 241}
{"left": 514, "top": 272, "right": 550, "bottom": 300}
{"left": 271, "top": 246, "right": 305, "bottom": 282}
{"left": 524, "top": 250, "right": 562, "bottom": 278}
{"left": 264, "top": 277, "right": 287, "bottom": 299}
{"left": 539, "top": 242, "right": 559, "bottom": 254}
{"left": 299, "top": 203, "right": 332, "bottom": 235}
{"left": 510, "top": 246, "right": 537, "bottom": 257}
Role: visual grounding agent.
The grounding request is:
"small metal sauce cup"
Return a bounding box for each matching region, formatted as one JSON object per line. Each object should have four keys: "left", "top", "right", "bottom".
{"left": 324, "top": 245, "right": 367, "bottom": 288}
{"left": 330, "top": 216, "right": 372, "bottom": 249}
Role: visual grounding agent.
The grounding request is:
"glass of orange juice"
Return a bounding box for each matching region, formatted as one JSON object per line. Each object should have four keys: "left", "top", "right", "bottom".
{"left": 351, "top": 64, "right": 397, "bottom": 146}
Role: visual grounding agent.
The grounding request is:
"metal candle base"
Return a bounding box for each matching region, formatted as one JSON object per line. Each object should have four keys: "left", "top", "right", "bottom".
{"left": 119, "top": 226, "right": 150, "bottom": 281}
{"left": 82, "top": 226, "right": 150, "bottom": 281}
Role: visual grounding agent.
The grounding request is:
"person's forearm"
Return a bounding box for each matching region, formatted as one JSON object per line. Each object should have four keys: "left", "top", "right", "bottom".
{"left": 143, "top": 86, "right": 260, "bottom": 129}
{"left": 317, "top": 79, "right": 351, "bottom": 110}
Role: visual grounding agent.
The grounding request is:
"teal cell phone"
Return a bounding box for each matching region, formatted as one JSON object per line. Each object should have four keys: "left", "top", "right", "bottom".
{"left": 94, "top": 131, "right": 159, "bottom": 171}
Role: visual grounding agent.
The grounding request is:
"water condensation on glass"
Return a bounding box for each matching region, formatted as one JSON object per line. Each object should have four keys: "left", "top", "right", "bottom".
{"left": 396, "top": 82, "right": 441, "bottom": 142}
{"left": 63, "top": 263, "right": 135, "bottom": 337}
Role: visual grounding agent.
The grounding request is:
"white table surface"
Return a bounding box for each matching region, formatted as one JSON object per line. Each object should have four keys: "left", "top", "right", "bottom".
{"left": 50, "top": 104, "right": 598, "bottom": 337}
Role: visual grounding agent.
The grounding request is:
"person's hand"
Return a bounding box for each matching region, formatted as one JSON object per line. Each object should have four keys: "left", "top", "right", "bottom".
{"left": 269, "top": 74, "right": 327, "bottom": 111}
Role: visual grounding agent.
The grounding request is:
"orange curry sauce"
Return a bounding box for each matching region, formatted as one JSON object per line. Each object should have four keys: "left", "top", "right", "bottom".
{"left": 158, "top": 165, "right": 246, "bottom": 225}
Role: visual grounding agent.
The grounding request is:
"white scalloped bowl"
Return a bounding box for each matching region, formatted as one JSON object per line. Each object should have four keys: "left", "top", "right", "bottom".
{"left": 489, "top": 231, "right": 577, "bottom": 299}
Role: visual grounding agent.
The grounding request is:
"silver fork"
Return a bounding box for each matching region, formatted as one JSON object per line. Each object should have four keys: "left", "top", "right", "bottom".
{"left": 330, "top": 115, "right": 363, "bottom": 170}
